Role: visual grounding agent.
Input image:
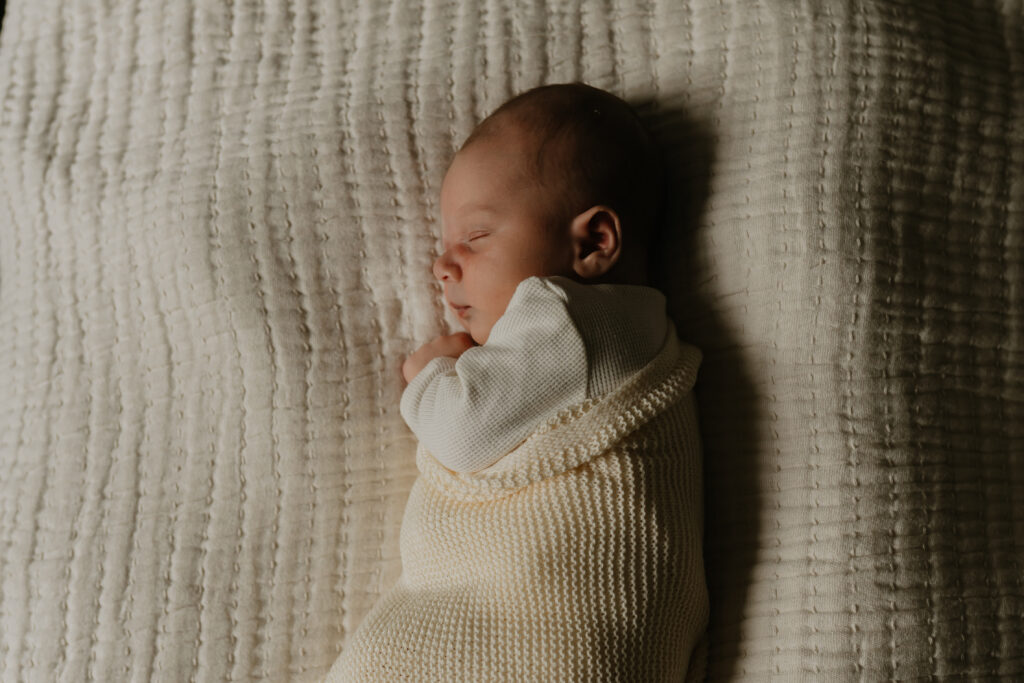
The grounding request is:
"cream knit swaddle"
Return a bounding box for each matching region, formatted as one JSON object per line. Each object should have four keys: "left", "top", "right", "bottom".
{"left": 325, "top": 323, "right": 707, "bottom": 681}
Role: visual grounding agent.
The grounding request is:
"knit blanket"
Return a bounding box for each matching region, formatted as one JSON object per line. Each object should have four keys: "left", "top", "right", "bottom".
{"left": 325, "top": 328, "right": 707, "bottom": 682}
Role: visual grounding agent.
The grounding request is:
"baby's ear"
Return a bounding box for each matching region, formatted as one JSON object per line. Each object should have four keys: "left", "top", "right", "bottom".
{"left": 570, "top": 205, "right": 622, "bottom": 279}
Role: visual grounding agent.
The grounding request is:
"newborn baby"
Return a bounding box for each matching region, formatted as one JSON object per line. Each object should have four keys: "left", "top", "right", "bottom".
{"left": 326, "top": 83, "right": 708, "bottom": 682}
{"left": 400, "top": 82, "right": 669, "bottom": 474}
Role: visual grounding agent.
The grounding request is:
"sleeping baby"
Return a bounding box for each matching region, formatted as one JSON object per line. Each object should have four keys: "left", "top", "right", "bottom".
{"left": 326, "top": 83, "right": 708, "bottom": 682}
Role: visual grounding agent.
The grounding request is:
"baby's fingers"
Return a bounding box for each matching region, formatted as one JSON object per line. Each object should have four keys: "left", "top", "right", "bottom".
{"left": 440, "top": 332, "right": 476, "bottom": 357}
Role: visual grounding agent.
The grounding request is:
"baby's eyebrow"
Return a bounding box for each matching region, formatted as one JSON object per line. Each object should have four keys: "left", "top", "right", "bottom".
{"left": 457, "top": 202, "right": 495, "bottom": 216}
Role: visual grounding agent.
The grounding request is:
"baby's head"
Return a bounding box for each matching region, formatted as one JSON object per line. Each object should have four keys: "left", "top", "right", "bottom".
{"left": 433, "top": 82, "right": 663, "bottom": 345}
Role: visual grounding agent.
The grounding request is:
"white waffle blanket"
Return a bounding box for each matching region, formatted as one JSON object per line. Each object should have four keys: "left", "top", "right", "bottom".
{"left": 1, "top": 0, "right": 1022, "bottom": 681}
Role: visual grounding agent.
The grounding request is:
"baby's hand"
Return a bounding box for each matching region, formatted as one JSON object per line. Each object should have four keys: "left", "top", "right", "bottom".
{"left": 402, "top": 332, "right": 476, "bottom": 384}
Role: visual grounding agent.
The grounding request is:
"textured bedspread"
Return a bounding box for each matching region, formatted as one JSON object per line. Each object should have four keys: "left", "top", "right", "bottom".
{"left": 1, "top": 1, "right": 1022, "bottom": 681}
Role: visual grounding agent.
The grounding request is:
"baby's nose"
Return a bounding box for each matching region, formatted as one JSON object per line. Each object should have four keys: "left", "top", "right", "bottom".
{"left": 432, "top": 251, "right": 459, "bottom": 281}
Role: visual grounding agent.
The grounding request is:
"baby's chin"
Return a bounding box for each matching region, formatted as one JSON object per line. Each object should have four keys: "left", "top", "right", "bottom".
{"left": 467, "top": 326, "right": 488, "bottom": 346}
{"left": 456, "top": 307, "right": 495, "bottom": 345}
{"left": 461, "top": 319, "right": 489, "bottom": 346}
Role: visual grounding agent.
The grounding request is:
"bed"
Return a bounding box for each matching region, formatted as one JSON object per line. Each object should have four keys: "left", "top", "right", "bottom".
{"left": 1, "top": 0, "right": 1021, "bottom": 680}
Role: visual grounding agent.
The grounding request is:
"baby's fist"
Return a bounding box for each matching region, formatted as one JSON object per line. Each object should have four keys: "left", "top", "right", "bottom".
{"left": 431, "top": 332, "right": 476, "bottom": 358}
{"left": 402, "top": 332, "right": 476, "bottom": 384}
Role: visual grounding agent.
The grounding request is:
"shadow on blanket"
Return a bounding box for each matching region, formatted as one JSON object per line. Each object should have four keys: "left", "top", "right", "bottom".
{"left": 637, "top": 102, "right": 761, "bottom": 681}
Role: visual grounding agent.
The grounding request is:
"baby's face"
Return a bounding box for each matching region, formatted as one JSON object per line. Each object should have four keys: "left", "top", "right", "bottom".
{"left": 434, "top": 128, "right": 575, "bottom": 345}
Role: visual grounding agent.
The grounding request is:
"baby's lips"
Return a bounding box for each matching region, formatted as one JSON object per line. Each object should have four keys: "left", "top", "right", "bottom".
{"left": 449, "top": 302, "right": 471, "bottom": 319}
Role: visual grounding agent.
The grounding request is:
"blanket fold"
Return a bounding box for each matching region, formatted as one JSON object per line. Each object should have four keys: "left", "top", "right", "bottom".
{"left": 326, "top": 323, "right": 708, "bottom": 682}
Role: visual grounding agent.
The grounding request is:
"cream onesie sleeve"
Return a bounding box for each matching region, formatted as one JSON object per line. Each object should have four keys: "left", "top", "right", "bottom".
{"left": 399, "top": 276, "right": 590, "bottom": 473}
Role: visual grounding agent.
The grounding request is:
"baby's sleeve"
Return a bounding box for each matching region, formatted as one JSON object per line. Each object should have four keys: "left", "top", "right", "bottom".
{"left": 399, "top": 277, "right": 589, "bottom": 473}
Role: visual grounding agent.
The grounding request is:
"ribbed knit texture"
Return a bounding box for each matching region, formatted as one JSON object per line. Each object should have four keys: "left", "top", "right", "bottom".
{"left": 400, "top": 276, "right": 667, "bottom": 473}
{"left": 1, "top": 1, "right": 1023, "bottom": 681}
{"left": 328, "top": 329, "right": 707, "bottom": 682}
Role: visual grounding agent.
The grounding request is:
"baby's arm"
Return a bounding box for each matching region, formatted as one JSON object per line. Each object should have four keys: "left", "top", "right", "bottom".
{"left": 402, "top": 332, "right": 475, "bottom": 384}
{"left": 399, "top": 280, "right": 590, "bottom": 473}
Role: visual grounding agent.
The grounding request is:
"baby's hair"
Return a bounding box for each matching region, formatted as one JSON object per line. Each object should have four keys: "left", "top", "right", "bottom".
{"left": 461, "top": 83, "right": 663, "bottom": 267}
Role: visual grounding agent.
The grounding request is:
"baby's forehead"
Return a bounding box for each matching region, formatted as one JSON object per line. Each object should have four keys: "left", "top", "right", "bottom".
{"left": 439, "top": 117, "right": 569, "bottom": 217}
